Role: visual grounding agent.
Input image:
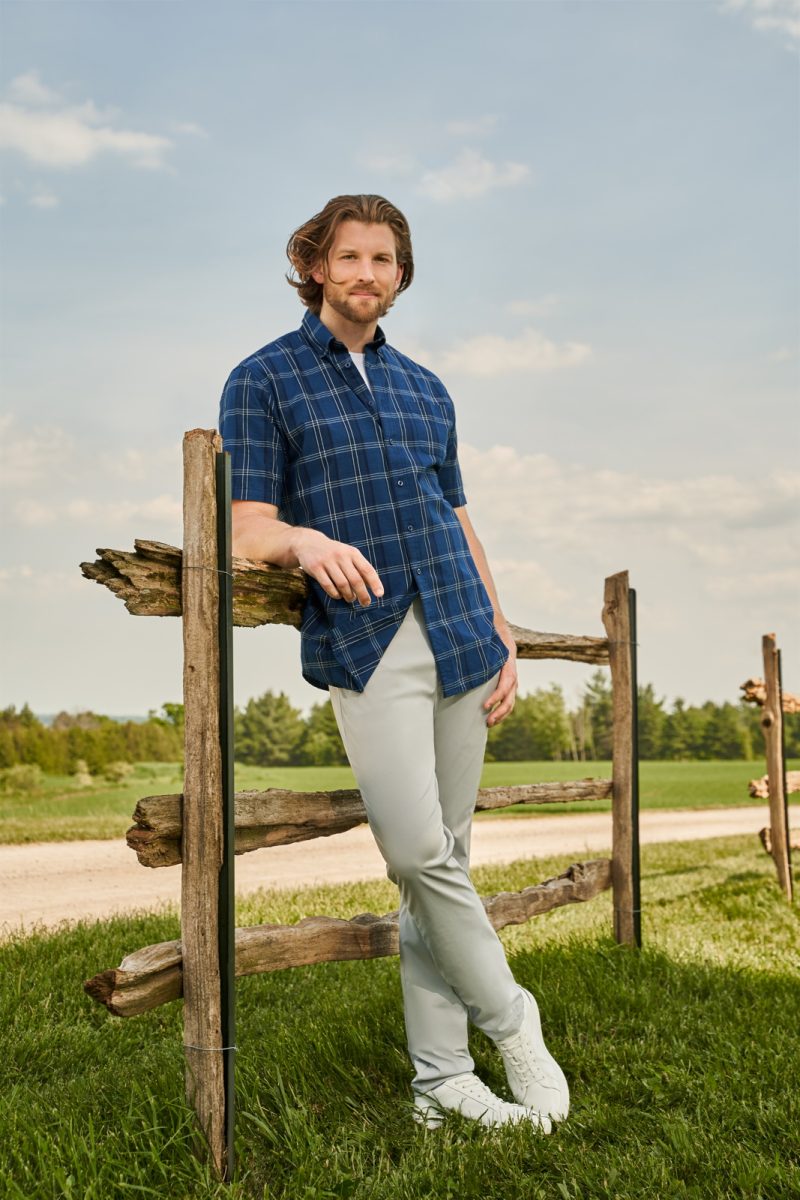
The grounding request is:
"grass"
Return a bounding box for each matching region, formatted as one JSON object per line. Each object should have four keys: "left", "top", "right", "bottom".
{"left": 2, "top": 760, "right": 796, "bottom": 845}
{"left": 1, "top": 834, "right": 798, "bottom": 1198}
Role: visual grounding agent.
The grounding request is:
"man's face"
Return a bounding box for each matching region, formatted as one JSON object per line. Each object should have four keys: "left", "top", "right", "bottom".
{"left": 312, "top": 220, "right": 403, "bottom": 326}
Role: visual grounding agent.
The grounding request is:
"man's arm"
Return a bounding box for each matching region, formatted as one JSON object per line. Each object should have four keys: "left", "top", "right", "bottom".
{"left": 453, "top": 505, "right": 518, "bottom": 727}
{"left": 232, "top": 500, "right": 384, "bottom": 607}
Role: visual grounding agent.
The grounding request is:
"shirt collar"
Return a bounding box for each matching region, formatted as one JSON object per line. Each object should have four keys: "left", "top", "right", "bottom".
{"left": 300, "top": 309, "right": 387, "bottom": 356}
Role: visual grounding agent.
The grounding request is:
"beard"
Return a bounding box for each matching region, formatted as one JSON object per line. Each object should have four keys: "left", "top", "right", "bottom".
{"left": 322, "top": 282, "right": 395, "bottom": 326}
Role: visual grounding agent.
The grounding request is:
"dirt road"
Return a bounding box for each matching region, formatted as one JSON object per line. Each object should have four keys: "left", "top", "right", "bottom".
{"left": 0, "top": 806, "right": 781, "bottom": 939}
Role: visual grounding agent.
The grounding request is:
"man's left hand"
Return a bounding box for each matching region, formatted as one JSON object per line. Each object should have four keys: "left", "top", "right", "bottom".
{"left": 483, "top": 626, "right": 518, "bottom": 727}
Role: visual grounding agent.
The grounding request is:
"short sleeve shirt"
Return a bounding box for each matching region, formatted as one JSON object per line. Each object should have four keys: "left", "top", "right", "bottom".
{"left": 218, "top": 310, "right": 508, "bottom": 697}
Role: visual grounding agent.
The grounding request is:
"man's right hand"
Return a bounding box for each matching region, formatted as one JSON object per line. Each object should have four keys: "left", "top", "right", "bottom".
{"left": 291, "top": 527, "right": 384, "bottom": 606}
{"left": 231, "top": 499, "right": 383, "bottom": 606}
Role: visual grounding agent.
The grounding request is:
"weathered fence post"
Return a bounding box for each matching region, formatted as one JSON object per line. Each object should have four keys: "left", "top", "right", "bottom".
{"left": 602, "top": 570, "right": 641, "bottom": 946}
{"left": 181, "top": 428, "right": 228, "bottom": 1177}
{"left": 762, "top": 634, "right": 793, "bottom": 902}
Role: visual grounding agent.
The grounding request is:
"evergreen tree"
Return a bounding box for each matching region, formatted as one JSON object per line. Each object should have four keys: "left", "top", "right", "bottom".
{"left": 582, "top": 671, "right": 613, "bottom": 760}
{"left": 637, "top": 683, "right": 667, "bottom": 759}
{"left": 234, "top": 691, "right": 306, "bottom": 765}
{"left": 297, "top": 700, "right": 348, "bottom": 765}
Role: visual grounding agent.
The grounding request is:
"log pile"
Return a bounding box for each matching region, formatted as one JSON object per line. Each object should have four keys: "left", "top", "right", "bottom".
{"left": 84, "top": 858, "right": 612, "bottom": 1017}
{"left": 127, "top": 778, "right": 614, "bottom": 868}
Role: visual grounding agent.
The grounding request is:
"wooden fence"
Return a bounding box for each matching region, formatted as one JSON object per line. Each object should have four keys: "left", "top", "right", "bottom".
{"left": 741, "top": 637, "right": 798, "bottom": 902}
{"left": 81, "top": 428, "right": 641, "bottom": 1181}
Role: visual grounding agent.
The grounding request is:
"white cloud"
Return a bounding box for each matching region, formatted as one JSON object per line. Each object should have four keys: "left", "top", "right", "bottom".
{"left": 445, "top": 115, "right": 498, "bottom": 137}
{"left": 357, "top": 150, "right": 418, "bottom": 175}
{"left": 0, "top": 564, "right": 84, "bottom": 596}
{"left": 7, "top": 70, "right": 60, "bottom": 106}
{"left": 768, "top": 345, "right": 798, "bottom": 362}
{"left": 11, "top": 493, "right": 182, "bottom": 529}
{"left": 171, "top": 121, "right": 208, "bottom": 138}
{"left": 460, "top": 444, "right": 800, "bottom": 534}
{"left": 506, "top": 296, "right": 561, "bottom": 319}
{"left": 29, "top": 191, "right": 59, "bottom": 209}
{"left": 0, "top": 75, "right": 173, "bottom": 169}
{"left": 418, "top": 148, "right": 530, "bottom": 202}
{"left": 436, "top": 327, "right": 591, "bottom": 376}
{"left": 0, "top": 414, "right": 75, "bottom": 486}
{"left": 457, "top": 443, "right": 800, "bottom": 639}
{"left": 721, "top": 0, "right": 800, "bottom": 40}
{"left": 486, "top": 558, "right": 570, "bottom": 612}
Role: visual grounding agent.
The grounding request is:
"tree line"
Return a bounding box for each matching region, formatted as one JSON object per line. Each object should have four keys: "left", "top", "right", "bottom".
{"left": 2, "top": 675, "right": 797, "bottom": 774}
{"left": 0, "top": 704, "right": 184, "bottom": 775}
{"left": 233, "top": 671, "right": 800, "bottom": 766}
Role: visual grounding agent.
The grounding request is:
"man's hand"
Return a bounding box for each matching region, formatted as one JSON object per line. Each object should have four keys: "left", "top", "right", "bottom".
{"left": 292, "top": 527, "right": 384, "bottom": 606}
{"left": 231, "top": 500, "right": 383, "bottom": 605}
{"left": 484, "top": 624, "right": 518, "bottom": 727}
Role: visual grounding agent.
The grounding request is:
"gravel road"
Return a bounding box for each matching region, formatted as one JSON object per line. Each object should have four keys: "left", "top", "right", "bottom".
{"left": 0, "top": 805, "right": 782, "bottom": 940}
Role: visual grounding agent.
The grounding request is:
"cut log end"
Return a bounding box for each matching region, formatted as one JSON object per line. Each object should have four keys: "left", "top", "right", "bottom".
{"left": 83, "top": 970, "right": 124, "bottom": 1014}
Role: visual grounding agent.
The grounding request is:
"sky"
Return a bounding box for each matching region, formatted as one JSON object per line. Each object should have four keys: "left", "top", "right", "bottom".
{"left": 1, "top": 0, "right": 798, "bottom": 720}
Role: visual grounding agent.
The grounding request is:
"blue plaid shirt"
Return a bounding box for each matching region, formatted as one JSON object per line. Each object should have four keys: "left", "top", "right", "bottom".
{"left": 219, "top": 310, "right": 508, "bottom": 697}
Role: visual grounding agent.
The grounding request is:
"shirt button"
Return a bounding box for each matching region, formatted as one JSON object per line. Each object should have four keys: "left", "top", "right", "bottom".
{"left": 416, "top": 567, "right": 422, "bottom": 574}
{"left": 407, "top": 524, "right": 414, "bottom": 531}
{"left": 386, "top": 438, "right": 394, "bottom": 445}
{"left": 396, "top": 480, "right": 404, "bottom": 486}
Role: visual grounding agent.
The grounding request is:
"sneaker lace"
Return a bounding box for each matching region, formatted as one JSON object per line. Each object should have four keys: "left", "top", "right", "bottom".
{"left": 497, "top": 1032, "right": 553, "bottom": 1084}
{"left": 452, "top": 1074, "right": 509, "bottom": 1107}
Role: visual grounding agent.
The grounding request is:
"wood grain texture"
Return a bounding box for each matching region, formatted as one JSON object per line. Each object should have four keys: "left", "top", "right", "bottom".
{"left": 740, "top": 677, "right": 800, "bottom": 714}
{"left": 761, "top": 635, "right": 793, "bottom": 902}
{"left": 181, "top": 430, "right": 226, "bottom": 1177}
{"left": 748, "top": 771, "right": 800, "bottom": 800}
{"left": 126, "top": 778, "right": 614, "bottom": 868}
{"left": 601, "top": 570, "right": 636, "bottom": 946}
{"left": 83, "top": 858, "right": 612, "bottom": 1017}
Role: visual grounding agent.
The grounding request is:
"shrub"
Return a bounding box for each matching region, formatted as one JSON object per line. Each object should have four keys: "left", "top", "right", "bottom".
{"left": 0, "top": 763, "right": 45, "bottom": 793}
{"left": 103, "top": 761, "right": 134, "bottom": 784}
{"left": 72, "top": 759, "right": 93, "bottom": 787}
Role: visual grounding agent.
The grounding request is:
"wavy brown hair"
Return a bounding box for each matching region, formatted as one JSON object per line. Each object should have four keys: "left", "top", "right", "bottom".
{"left": 286, "top": 194, "right": 414, "bottom": 315}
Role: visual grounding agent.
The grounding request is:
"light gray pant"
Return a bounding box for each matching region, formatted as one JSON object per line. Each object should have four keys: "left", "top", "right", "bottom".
{"left": 329, "top": 595, "right": 525, "bottom": 1094}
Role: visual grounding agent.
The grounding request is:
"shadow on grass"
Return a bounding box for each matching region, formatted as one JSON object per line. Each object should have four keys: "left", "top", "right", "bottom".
{"left": 1, "top": 880, "right": 798, "bottom": 1199}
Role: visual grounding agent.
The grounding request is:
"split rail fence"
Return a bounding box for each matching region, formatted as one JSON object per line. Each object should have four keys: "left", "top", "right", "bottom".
{"left": 80, "top": 428, "right": 641, "bottom": 1181}
{"left": 741, "top": 637, "right": 798, "bottom": 902}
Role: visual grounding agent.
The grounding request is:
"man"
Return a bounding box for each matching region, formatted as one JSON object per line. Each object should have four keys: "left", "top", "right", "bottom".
{"left": 219, "top": 194, "right": 569, "bottom": 1132}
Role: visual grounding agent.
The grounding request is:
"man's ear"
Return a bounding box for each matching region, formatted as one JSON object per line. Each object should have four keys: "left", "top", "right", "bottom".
{"left": 311, "top": 259, "right": 326, "bottom": 286}
{"left": 395, "top": 265, "right": 404, "bottom": 290}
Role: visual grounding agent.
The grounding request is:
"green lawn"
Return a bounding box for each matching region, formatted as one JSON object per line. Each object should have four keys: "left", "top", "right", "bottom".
{"left": 1, "top": 834, "right": 798, "bottom": 1198}
{"left": 1, "top": 759, "right": 796, "bottom": 845}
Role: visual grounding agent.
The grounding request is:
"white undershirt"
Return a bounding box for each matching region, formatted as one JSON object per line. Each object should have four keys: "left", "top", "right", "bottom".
{"left": 350, "top": 352, "right": 372, "bottom": 392}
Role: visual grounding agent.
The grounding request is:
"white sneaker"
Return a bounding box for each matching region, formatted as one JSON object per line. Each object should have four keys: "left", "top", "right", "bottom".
{"left": 412, "top": 1072, "right": 552, "bottom": 1132}
{"left": 495, "top": 989, "right": 570, "bottom": 1121}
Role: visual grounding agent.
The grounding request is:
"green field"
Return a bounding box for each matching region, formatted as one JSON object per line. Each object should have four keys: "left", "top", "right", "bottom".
{"left": 1, "top": 759, "right": 797, "bottom": 846}
{"left": 1, "top": 834, "right": 798, "bottom": 1198}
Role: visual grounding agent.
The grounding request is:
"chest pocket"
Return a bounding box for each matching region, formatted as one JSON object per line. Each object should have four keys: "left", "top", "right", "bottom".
{"left": 393, "top": 398, "right": 451, "bottom": 471}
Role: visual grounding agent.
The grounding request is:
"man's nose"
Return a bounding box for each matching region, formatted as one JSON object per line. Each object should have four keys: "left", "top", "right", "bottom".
{"left": 356, "top": 258, "right": 375, "bottom": 281}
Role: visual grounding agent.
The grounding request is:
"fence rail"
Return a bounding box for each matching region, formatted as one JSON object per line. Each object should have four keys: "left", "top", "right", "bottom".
{"left": 126, "top": 778, "right": 614, "bottom": 867}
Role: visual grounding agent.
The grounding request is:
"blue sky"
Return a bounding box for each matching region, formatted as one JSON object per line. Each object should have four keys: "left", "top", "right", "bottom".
{"left": 1, "top": 0, "right": 798, "bottom": 718}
